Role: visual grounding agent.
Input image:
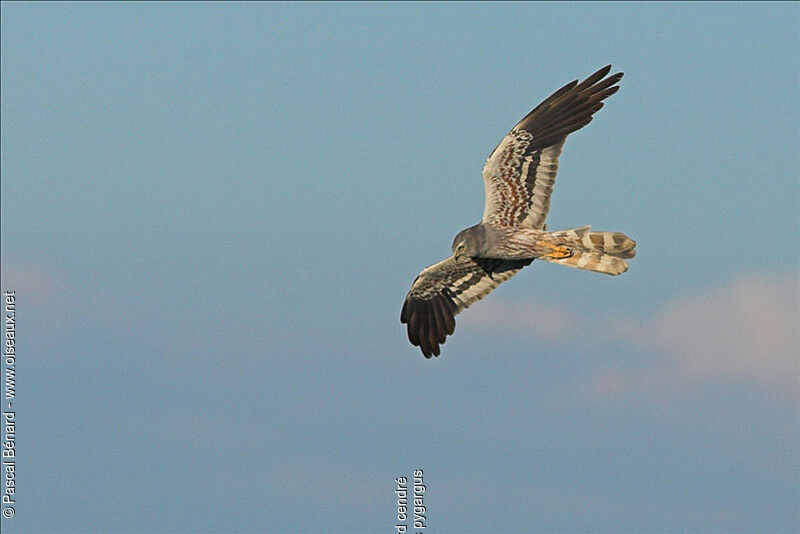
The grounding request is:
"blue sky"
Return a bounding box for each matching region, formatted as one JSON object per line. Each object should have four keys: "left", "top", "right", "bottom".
{"left": 1, "top": 2, "right": 798, "bottom": 532}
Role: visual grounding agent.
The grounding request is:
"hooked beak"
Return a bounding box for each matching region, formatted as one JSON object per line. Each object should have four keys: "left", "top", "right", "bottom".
{"left": 453, "top": 251, "right": 463, "bottom": 262}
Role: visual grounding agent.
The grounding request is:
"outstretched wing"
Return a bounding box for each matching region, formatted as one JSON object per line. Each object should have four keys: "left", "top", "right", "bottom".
{"left": 481, "top": 65, "right": 623, "bottom": 229}
{"left": 400, "top": 256, "right": 532, "bottom": 358}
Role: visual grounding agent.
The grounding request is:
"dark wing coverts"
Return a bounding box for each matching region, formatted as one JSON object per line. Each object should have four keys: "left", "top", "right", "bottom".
{"left": 482, "top": 65, "right": 623, "bottom": 229}
{"left": 401, "top": 257, "right": 532, "bottom": 357}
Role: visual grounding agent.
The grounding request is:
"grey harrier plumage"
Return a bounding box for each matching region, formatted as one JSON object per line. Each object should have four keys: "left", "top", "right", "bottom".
{"left": 401, "top": 65, "right": 636, "bottom": 358}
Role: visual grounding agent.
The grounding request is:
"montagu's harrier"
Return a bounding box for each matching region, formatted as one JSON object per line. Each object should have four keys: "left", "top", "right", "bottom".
{"left": 401, "top": 65, "right": 636, "bottom": 358}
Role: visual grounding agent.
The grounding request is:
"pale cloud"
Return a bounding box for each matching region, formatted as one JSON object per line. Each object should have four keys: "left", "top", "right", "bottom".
{"left": 0, "top": 259, "right": 65, "bottom": 308}
{"left": 458, "top": 272, "right": 799, "bottom": 398}
{"left": 459, "top": 297, "right": 576, "bottom": 341}
{"left": 0, "top": 258, "right": 82, "bottom": 356}
{"left": 0, "top": 258, "right": 144, "bottom": 348}
{"left": 648, "top": 274, "right": 798, "bottom": 386}
{"left": 591, "top": 273, "right": 799, "bottom": 400}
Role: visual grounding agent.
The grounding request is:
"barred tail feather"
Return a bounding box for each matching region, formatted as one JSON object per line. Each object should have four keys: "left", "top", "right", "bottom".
{"left": 583, "top": 230, "right": 636, "bottom": 258}
{"left": 543, "top": 226, "right": 635, "bottom": 275}
{"left": 550, "top": 226, "right": 636, "bottom": 258}
{"left": 545, "top": 251, "right": 629, "bottom": 275}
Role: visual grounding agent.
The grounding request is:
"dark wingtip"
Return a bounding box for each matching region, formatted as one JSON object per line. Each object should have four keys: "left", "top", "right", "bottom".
{"left": 575, "top": 65, "right": 611, "bottom": 90}
{"left": 401, "top": 294, "right": 455, "bottom": 359}
{"left": 596, "top": 65, "right": 623, "bottom": 81}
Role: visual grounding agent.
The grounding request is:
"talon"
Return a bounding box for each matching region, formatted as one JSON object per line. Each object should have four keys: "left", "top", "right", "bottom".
{"left": 539, "top": 241, "right": 573, "bottom": 259}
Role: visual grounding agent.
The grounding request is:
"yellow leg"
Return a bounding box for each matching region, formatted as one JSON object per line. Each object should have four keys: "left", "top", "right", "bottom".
{"left": 537, "top": 241, "right": 573, "bottom": 259}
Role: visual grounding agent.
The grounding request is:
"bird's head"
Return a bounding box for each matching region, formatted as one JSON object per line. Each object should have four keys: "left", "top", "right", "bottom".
{"left": 451, "top": 224, "right": 486, "bottom": 262}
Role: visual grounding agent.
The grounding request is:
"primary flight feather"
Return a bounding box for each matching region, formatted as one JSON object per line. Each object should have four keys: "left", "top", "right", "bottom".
{"left": 400, "top": 65, "right": 636, "bottom": 358}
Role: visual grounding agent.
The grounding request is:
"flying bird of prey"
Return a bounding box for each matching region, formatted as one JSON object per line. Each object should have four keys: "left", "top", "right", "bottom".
{"left": 400, "top": 65, "right": 636, "bottom": 358}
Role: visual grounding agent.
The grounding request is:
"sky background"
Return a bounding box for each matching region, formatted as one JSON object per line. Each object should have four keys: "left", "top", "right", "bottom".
{"left": 1, "top": 2, "right": 798, "bottom": 533}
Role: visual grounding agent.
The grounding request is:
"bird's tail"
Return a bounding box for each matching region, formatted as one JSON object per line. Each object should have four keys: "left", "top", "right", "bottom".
{"left": 541, "top": 226, "right": 636, "bottom": 276}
